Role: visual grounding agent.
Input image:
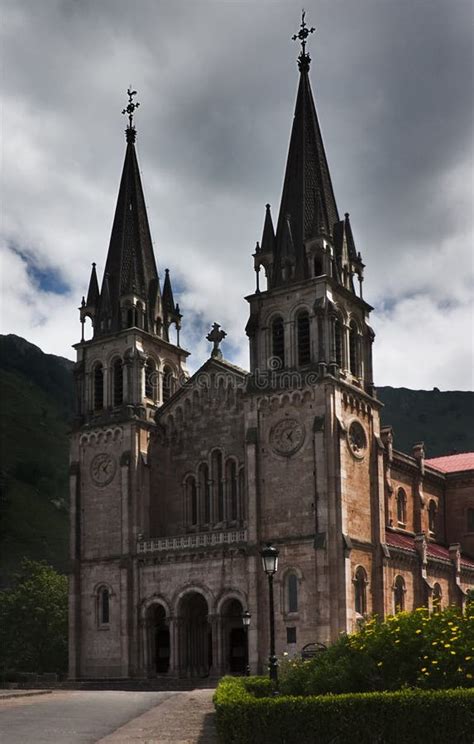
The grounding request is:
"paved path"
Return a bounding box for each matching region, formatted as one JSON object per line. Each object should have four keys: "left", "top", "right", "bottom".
{"left": 0, "top": 689, "right": 219, "bottom": 744}
{"left": 0, "top": 690, "right": 177, "bottom": 744}
{"left": 97, "top": 689, "right": 218, "bottom": 744}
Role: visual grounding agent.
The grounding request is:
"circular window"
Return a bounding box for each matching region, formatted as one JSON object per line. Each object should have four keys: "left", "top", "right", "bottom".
{"left": 347, "top": 421, "right": 367, "bottom": 459}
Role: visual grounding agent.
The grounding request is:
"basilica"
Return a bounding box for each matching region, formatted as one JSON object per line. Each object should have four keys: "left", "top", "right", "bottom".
{"left": 68, "top": 19, "right": 474, "bottom": 680}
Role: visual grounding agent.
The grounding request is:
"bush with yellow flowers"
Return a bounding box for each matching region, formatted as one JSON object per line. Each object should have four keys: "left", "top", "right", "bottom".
{"left": 279, "top": 603, "right": 474, "bottom": 695}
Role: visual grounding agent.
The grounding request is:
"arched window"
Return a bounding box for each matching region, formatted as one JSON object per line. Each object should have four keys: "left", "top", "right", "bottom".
{"left": 432, "top": 583, "right": 442, "bottom": 613}
{"left": 162, "top": 366, "right": 173, "bottom": 404}
{"left": 393, "top": 575, "right": 405, "bottom": 613}
{"left": 354, "top": 566, "right": 368, "bottom": 616}
{"left": 127, "top": 307, "right": 134, "bottom": 328}
{"left": 239, "top": 468, "right": 245, "bottom": 520}
{"left": 468, "top": 508, "right": 474, "bottom": 533}
{"left": 272, "top": 317, "right": 285, "bottom": 368}
{"left": 428, "top": 500, "right": 437, "bottom": 534}
{"left": 349, "top": 321, "right": 359, "bottom": 376}
{"left": 93, "top": 363, "right": 104, "bottom": 410}
{"left": 199, "top": 463, "right": 210, "bottom": 524}
{"left": 334, "top": 318, "right": 343, "bottom": 368}
{"left": 297, "top": 311, "right": 311, "bottom": 366}
{"left": 396, "top": 489, "right": 407, "bottom": 526}
{"left": 113, "top": 358, "right": 123, "bottom": 406}
{"left": 136, "top": 303, "right": 143, "bottom": 329}
{"left": 97, "top": 586, "right": 110, "bottom": 626}
{"left": 187, "top": 476, "right": 198, "bottom": 527}
{"left": 145, "top": 359, "right": 156, "bottom": 400}
{"left": 212, "top": 451, "right": 224, "bottom": 523}
{"left": 314, "top": 256, "right": 323, "bottom": 277}
{"left": 226, "top": 460, "right": 238, "bottom": 522}
{"left": 287, "top": 573, "right": 298, "bottom": 613}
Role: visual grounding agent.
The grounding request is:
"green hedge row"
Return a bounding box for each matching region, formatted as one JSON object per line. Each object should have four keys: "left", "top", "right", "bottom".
{"left": 213, "top": 676, "right": 474, "bottom": 744}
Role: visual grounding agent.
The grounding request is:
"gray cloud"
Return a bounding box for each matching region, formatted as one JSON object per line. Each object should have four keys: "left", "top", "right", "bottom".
{"left": 1, "top": 0, "right": 472, "bottom": 388}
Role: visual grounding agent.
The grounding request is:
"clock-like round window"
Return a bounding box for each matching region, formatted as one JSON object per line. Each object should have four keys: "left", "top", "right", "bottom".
{"left": 90, "top": 452, "right": 117, "bottom": 487}
{"left": 270, "top": 418, "right": 305, "bottom": 457}
{"left": 347, "top": 421, "right": 367, "bottom": 459}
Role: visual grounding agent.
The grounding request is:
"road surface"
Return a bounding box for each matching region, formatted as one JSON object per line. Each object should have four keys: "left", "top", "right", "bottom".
{"left": 0, "top": 690, "right": 180, "bottom": 744}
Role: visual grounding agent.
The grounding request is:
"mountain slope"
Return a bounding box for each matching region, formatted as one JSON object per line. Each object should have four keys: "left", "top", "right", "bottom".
{"left": 0, "top": 335, "right": 74, "bottom": 585}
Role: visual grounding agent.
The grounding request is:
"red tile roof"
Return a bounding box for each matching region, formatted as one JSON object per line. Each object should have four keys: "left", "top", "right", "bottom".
{"left": 425, "top": 452, "right": 474, "bottom": 473}
{"left": 385, "top": 531, "right": 474, "bottom": 568}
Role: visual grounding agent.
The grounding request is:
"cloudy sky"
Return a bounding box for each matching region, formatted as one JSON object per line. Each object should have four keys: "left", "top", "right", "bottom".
{"left": 1, "top": 0, "right": 473, "bottom": 390}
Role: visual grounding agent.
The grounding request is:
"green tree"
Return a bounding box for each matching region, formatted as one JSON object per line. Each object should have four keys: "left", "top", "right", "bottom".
{"left": 0, "top": 559, "right": 68, "bottom": 674}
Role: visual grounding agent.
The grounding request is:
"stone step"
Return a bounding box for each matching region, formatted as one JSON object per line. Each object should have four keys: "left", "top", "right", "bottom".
{"left": 61, "top": 677, "right": 218, "bottom": 692}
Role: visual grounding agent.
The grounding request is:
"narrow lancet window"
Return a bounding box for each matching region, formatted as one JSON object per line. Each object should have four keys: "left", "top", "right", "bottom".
{"left": 93, "top": 363, "right": 104, "bottom": 410}
{"left": 162, "top": 366, "right": 173, "bottom": 403}
{"left": 288, "top": 574, "right": 298, "bottom": 613}
{"left": 113, "top": 359, "right": 123, "bottom": 406}
{"left": 272, "top": 317, "right": 285, "bottom": 368}
{"left": 297, "top": 311, "right": 311, "bottom": 366}
{"left": 145, "top": 359, "right": 156, "bottom": 400}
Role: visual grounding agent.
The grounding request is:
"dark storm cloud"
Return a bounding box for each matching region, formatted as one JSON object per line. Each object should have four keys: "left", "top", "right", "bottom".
{"left": 1, "top": 0, "right": 472, "bottom": 387}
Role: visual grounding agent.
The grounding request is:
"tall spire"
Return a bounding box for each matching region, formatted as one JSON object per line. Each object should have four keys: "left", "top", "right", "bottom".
{"left": 273, "top": 11, "right": 339, "bottom": 285}
{"left": 95, "top": 89, "right": 161, "bottom": 335}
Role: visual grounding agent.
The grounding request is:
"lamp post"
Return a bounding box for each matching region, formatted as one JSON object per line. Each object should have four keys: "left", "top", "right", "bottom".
{"left": 260, "top": 543, "right": 279, "bottom": 687}
{"left": 242, "top": 610, "right": 251, "bottom": 676}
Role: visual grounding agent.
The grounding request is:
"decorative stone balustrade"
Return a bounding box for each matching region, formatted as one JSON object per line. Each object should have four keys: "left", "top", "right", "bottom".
{"left": 137, "top": 528, "right": 247, "bottom": 554}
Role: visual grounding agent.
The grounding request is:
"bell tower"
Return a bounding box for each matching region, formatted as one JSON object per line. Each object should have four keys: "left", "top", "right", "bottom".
{"left": 246, "top": 15, "right": 373, "bottom": 390}
{"left": 245, "top": 14, "right": 384, "bottom": 643}
{"left": 68, "top": 89, "right": 188, "bottom": 679}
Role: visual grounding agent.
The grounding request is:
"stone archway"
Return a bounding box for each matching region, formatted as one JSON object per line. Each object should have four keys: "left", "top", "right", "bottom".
{"left": 177, "top": 592, "right": 211, "bottom": 678}
{"left": 145, "top": 604, "right": 170, "bottom": 675}
{"left": 220, "top": 597, "right": 245, "bottom": 674}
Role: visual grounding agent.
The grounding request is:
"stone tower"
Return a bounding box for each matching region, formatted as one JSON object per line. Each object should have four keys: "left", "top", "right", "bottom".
{"left": 244, "top": 18, "right": 385, "bottom": 641}
{"left": 68, "top": 90, "right": 188, "bottom": 678}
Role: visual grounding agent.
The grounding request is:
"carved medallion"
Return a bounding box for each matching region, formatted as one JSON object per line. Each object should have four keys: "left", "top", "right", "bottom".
{"left": 90, "top": 452, "right": 117, "bottom": 487}
{"left": 347, "top": 420, "right": 367, "bottom": 459}
{"left": 270, "top": 418, "right": 305, "bottom": 457}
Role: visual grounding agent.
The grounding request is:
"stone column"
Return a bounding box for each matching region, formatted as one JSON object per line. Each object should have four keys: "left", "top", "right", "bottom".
{"left": 208, "top": 614, "right": 220, "bottom": 677}
{"left": 168, "top": 615, "right": 179, "bottom": 677}
{"left": 68, "top": 463, "right": 81, "bottom": 679}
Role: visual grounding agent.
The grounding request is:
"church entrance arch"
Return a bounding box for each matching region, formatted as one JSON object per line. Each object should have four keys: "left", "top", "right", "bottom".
{"left": 220, "top": 598, "right": 245, "bottom": 674}
{"left": 146, "top": 604, "right": 170, "bottom": 674}
{"left": 177, "top": 591, "right": 211, "bottom": 678}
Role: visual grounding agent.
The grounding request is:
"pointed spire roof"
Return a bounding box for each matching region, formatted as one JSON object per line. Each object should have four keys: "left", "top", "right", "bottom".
{"left": 274, "top": 17, "right": 339, "bottom": 284}
{"left": 260, "top": 204, "right": 276, "bottom": 254}
{"left": 85, "top": 262, "right": 99, "bottom": 307}
{"left": 162, "top": 268, "right": 176, "bottom": 315}
{"left": 96, "top": 89, "right": 160, "bottom": 332}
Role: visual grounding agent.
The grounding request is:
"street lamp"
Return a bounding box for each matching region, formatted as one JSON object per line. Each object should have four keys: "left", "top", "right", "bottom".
{"left": 242, "top": 610, "right": 251, "bottom": 676}
{"left": 260, "top": 543, "right": 279, "bottom": 687}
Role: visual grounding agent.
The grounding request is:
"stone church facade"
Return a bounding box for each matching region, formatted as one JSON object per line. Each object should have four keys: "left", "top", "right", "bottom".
{"left": 68, "top": 32, "right": 474, "bottom": 680}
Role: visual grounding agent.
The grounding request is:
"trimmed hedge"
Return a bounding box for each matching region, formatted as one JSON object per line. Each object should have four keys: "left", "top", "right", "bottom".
{"left": 214, "top": 676, "right": 474, "bottom": 744}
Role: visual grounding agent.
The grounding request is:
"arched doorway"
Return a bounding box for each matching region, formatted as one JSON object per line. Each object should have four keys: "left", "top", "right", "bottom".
{"left": 146, "top": 604, "right": 170, "bottom": 675}
{"left": 221, "top": 598, "right": 245, "bottom": 674}
{"left": 178, "top": 592, "right": 211, "bottom": 678}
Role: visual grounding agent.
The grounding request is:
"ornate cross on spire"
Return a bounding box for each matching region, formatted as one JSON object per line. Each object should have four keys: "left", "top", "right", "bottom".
{"left": 206, "top": 323, "right": 227, "bottom": 359}
{"left": 292, "top": 9, "right": 316, "bottom": 72}
{"left": 122, "top": 87, "right": 140, "bottom": 143}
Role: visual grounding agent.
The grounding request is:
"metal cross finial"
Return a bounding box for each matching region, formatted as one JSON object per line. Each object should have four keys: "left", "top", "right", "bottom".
{"left": 122, "top": 87, "right": 140, "bottom": 132}
{"left": 206, "top": 322, "right": 227, "bottom": 359}
{"left": 292, "top": 9, "right": 316, "bottom": 67}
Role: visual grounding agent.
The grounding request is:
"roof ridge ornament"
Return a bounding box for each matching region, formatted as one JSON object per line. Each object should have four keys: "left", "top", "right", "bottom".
{"left": 292, "top": 9, "right": 316, "bottom": 72}
{"left": 206, "top": 322, "right": 227, "bottom": 360}
{"left": 122, "top": 86, "right": 140, "bottom": 144}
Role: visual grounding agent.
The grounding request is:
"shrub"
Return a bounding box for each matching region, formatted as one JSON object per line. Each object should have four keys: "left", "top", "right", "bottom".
{"left": 214, "top": 676, "right": 474, "bottom": 744}
{"left": 280, "top": 604, "right": 474, "bottom": 695}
